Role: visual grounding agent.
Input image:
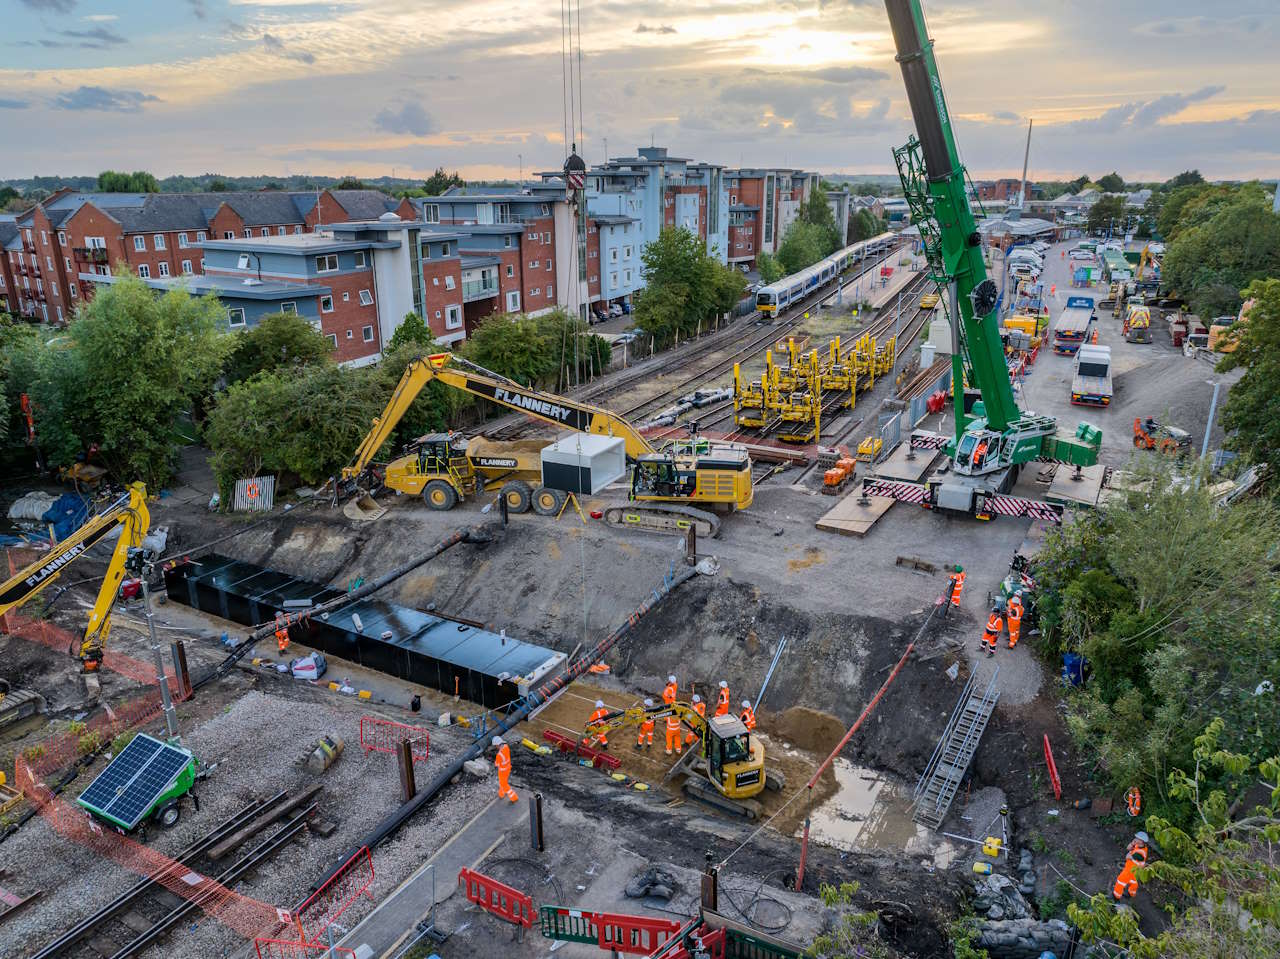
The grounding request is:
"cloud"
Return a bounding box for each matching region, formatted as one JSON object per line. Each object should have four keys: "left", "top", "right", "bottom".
{"left": 186, "top": 0, "right": 207, "bottom": 18}
{"left": 52, "top": 85, "right": 161, "bottom": 113}
{"left": 992, "top": 110, "right": 1021, "bottom": 123}
{"left": 262, "top": 31, "right": 316, "bottom": 63}
{"left": 374, "top": 101, "right": 436, "bottom": 137}
{"left": 1130, "top": 85, "right": 1226, "bottom": 127}
{"left": 19, "top": 0, "right": 76, "bottom": 11}
{"left": 0, "top": 98, "right": 31, "bottom": 110}
{"left": 82, "top": 14, "right": 117, "bottom": 21}
{"left": 40, "top": 26, "right": 127, "bottom": 49}
{"left": 635, "top": 23, "right": 677, "bottom": 34}
{"left": 803, "top": 65, "right": 885, "bottom": 84}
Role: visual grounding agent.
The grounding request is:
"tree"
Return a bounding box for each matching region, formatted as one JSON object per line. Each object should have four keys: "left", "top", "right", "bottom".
{"left": 798, "top": 184, "right": 841, "bottom": 258}
{"left": 709, "top": 262, "right": 748, "bottom": 317}
{"left": 387, "top": 312, "right": 436, "bottom": 352}
{"left": 1086, "top": 194, "right": 1127, "bottom": 235}
{"left": 208, "top": 178, "right": 228, "bottom": 192}
{"left": 1031, "top": 458, "right": 1280, "bottom": 815}
{"left": 776, "top": 221, "right": 829, "bottom": 275}
{"left": 224, "top": 311, "right": 333, "bottom": 384}
{"left": 848, "top": 208, "right": 882, "bottom": 243}
{"left": 1218, "top": 279, "right": 1280, "bottom": 465}
{"left": 0, "top": 185, "right": 18, "bottom": 209}
{"left": 1164, "top": 170, "right": 1205, "bottom": 191}
{"left": 423, "top": 167, "right": 465, "bottom": 196}
{"left": 1098, "top": 171, "right": 1126, "bottom": 193}
{"left": 806, "top": 882, "right": 892, "bottom": 958}
{"left": 1070, "top": 720, "right": 1280, "bottom": 958}
{"left": 96, "top": 170, "right": 159, "bottom": 193}
{"left": 1067, "top": 174, "right": 1091, "bottom": 194}
{"left": 22, "top": 271, "right": 231, "bottom": 488}
{"left": 756, "top": 252, "right": 784, "bottom": 285}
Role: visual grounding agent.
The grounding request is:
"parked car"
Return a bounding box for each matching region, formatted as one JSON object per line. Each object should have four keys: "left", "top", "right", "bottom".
{"left": 613, "top": 332, "right": 640, "bottom": 346}
{"left": 1069, "top": 249, "right": 1094, "bottom": 261}
{"left": 609, "top": 303, "right": 624, "bottom": 318}
{"left": 591, "top": 309, "right": 609, "bottom": 324}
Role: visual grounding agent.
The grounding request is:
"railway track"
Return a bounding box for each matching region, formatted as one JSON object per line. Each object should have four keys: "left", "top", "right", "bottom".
{"left": 31, "top": 792, "right": 315, "bottom": 959}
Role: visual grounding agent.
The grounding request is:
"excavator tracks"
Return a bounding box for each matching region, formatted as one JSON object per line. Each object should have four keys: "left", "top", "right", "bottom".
{"left": 601, "top": 502, "right": 722, "bottom": 538}
{"left": 682, "top": 777, "right": 763, "bottom": 820}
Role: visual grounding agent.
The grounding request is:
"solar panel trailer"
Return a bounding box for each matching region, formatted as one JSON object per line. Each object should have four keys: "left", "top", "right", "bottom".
{"left": 76, "top": 733, "right": 197, "bottom": 830}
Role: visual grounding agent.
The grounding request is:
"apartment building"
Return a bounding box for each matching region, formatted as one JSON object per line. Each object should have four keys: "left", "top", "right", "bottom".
{"left": 0, "top": 218, "right": 18, "bottom": 314}
{"left": 724, "top": 167, "right": 821, "bottom": 270}
{"left": 3, "top": 187, "right": 413, "bottom": 323}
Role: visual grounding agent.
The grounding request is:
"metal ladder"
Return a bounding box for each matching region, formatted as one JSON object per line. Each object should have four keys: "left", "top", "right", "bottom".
{"left": 912, "top": 667, "right": 1000, "bottom": 829}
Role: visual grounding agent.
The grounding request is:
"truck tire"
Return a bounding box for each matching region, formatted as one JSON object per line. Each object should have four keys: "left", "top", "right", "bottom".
{"left": 154, "top": 800, "right": 180, "bottom": 828}
{"left": 531, "top": 487, "right": 566, "bottom": 516}
{"left": 501, "top": 481, "right": 532, "bottom": 514}
{"left": 422, "top": 479, "right": 458, "bottom": 511}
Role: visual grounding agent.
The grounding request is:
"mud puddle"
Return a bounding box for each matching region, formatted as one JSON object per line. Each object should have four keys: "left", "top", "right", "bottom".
{"left": 798, "top": 757, "right": 960, "bottom": 868}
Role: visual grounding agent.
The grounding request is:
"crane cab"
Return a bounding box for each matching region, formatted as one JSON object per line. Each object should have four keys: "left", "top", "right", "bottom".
{"left": 631, "top": 442, "right": 753, "bottom": 512}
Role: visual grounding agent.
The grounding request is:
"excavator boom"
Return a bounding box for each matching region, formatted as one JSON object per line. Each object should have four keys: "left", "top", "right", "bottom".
{"left": 0, "top": 482, "right": 150, "bottom": 668}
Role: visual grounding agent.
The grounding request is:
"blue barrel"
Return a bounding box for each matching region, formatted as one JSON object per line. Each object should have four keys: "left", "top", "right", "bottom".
{"left": 1062, "top": 653, "right": 1085, "bottom": 686}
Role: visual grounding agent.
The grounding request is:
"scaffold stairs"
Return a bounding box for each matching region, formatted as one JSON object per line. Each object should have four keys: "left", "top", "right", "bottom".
{"left": 913, "top": 668, "right": 1000, "bottom": 830}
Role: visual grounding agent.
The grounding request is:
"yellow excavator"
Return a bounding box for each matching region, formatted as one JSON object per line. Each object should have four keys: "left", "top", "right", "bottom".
{"left": 584, "top": 700, "right": 785, "bottom": 819}
{"left": 0, "top": 482, "right": 150, "bottom": 671}
{"left": 338, "top": 352, "right": 754, "bottom": 536}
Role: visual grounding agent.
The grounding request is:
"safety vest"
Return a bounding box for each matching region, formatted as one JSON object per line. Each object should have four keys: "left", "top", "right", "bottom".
{"left": 640, "top": 716, "right": 654, "bottom": 733}
{"left": 950, "top": 572, "right": 966, "bottom": 600}
{"left": 666, "top": 715, "right": 681, "bottom": 732}
{"left": 495, "top": 744, "right": 511, "bottom": 773}
{"left": 740, "top": 707, "right": 756, "bottom": 731}
{"left": 663, "top": 682, "right": 678, "bottom": 705}
{"left": 984, "top": 613, "right": 1003, "bottom": 635}
{"left": 1008, "top": 596, "right": 1023, "bottom": 619}
{"left": 588, "top": 707, "right": 608, "bottom": 729}
{"left": 693, "top": 701, "right": 706, "bottom": 719}
{"left": 717, "top": 688, "right": 730, "bottom": 714}
{"left": 1007, "top": 603, "right": 1022, "bottom": 626}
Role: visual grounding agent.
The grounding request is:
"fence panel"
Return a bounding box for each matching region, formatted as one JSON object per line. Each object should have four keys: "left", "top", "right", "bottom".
{"left": 877, "top": 412, "right": 902, "bottom": 456}
{"left": 254, "top": 938, "right": 356, "bottom": 959}
{"left": 296, "top": 846, "right": 375, "bottom": 944}
{"left": 234, "top": 476, "right": 276, "bottom": 512}
{"left": 359, "top": 716, "right": 430, "bottom": 762}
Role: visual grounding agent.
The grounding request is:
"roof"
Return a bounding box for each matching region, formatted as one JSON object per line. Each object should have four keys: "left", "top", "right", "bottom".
{"left": 420, "top": 229, "right": 465, "bottom": 243}
{"left": 199, "top": 233, "right": 398, "bottom": 254}
{"left": 0, "top": 221, "right": 19, "bottom": 250}
{"left": 593, "top": 214, "right": 637, "bottom": 225}
{"left": 447, "top": 223, "right": 524, "bottom": 235}
{"left": 329, "top": 189, "right": 399, "bottom": 220}
{"left": 83, "top": 271, "right": 328, "bottom": 301}
{"left": 460, "top": 255, "right": 500, "bottom": 269}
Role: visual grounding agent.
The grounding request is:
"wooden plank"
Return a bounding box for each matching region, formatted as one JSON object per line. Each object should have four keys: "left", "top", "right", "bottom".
{"left": 206, "top": 784, "right": 322, "bottom": 860}
{"left": 816, "top": 494, "right": 895, "bottom": 538}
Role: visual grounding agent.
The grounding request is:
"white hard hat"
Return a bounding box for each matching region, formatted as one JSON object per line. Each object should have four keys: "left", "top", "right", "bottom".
{"left": 692, "top": 694, "right": 701, "bottom": 703}
{"left": 668, "top": 675, "right": 677, "bottom": 684}
{"left": 742, "top": 700, "right": 750, "bottom": 708}
{"left": 491, "top": 736, "right": 503, "bottom": 747}
{"left": 595, "top": 700, "right": 604, "bottom": 708}
{"left": 1015, "top": 589, "right": 1024, "bottom": 597}
{"left": 643, "top": 698, "right": 654, "bottom": 706}
{"left": 719, "top": 680, "right": 728, "bottom": 689}
{"left": 1135, "top": 831, "right": 1149, "bottom": 844}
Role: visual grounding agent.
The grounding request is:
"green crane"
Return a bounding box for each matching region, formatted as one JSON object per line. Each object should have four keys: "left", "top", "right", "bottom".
{"left": 885, "top": 0, "right": 1101, "bottom": 498}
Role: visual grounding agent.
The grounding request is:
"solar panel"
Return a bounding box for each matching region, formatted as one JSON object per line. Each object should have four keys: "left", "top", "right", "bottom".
{"left": 77, "top": 733, "right": 193, "bottom": 830}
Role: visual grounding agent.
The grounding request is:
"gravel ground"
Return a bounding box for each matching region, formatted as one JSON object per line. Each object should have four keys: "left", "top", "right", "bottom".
{"left": 6, "top": 686, "right": 483, "bottom": 959}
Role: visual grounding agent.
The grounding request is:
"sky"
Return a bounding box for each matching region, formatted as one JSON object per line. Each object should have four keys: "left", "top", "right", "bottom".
{"left": 2, "top": 0, "right": 1278, "bottom": 183}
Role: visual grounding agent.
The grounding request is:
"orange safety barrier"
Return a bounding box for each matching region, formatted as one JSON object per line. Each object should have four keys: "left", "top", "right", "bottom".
{"left": 359, "top": 716, "right": 430, "bottom": 762}
{"left": 296, "top": 846, "right": 375, "bottom": 944}
{"left": 540, "top": 905, "right": 684, "bottom": 955}
{"left": 1043, "top": 734, "right": 1062, "bottom": 801}
{"left": 459, "top": 866, "right": 535, "bottom": 928}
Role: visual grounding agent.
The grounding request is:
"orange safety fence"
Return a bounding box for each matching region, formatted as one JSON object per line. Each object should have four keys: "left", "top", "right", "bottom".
{"left": 359, "top": 716, "right": 430, "bottom": 762}
{"left": 295, "top": 846, "right": 375, "bottom": 944}
{"left": 254, "top": 938, "right": 356, "bottom": 959}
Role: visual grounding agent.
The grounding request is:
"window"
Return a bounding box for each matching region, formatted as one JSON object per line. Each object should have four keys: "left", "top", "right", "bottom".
{"left": 530, "top": 260, "right": 539, "bottom": 269}
{"left": 179, "top": 233, "right": 189, "bottom": 248}
{"left": 342, "top": 292, "right": 350, "bottom": 301}
{"left": 261, "top": 228, "right": 270, "bottom": 237}
{"left": 243, "top": 229, "right": 252, "bottom": 238}
{"left": 346, "top": 330, "right": 353, "bottom": 340}
{"left": 57, "top": 231, "right": 66, "bottom": 245}
{"left": 546, "top": 285, "right": 552, "bottom": 297}
{"left": 545, "top": 259, "right": 552, "bottom": 271}
{"left": 278, "top": 227, "right": 287, "bottom": 236}
{"left": 358, "top": 289, "right": 374, "bottom": 306}
{"left": 506, "top": 291, "right": 520, "bottom": 311}
{"left": 503, "top": 236, "right": 512, "bottom": 249}
{"left": 224, "top": 231, "right": 235, "bottom": 239}
{"left": 354, "top": 251, "right": 367, "bottom": 268}
{"left": 444, "top": 275, "right": 456, "bottom": 290}
{"left": 294, "top": 226, "right": 303, "bottom": 235}
{"left": 46, "top": 256, "right": 53, "bottom": 270}
{"left": 158, "top": 262, "right": 170, "bottom": 277}
{"left": 134, "top": 235, "right": 147, "bottom": 252}
{"left": 23, "top": 229, "right": 31, "bottom": 243}
{"left": 200, "top": 258, "right": 206, "bottom": 271}
{"left": 228, "top": 308, "right": 246, "bottom": 327}
{"left": 623, "top": 245, "right": 632, "bottom": 258}
{"left": 238, "top": 254, "right": 251, "bottom": 270}
{"left": 528, "top": 232, "right": 537, "bottom": 241}
{"left": 440, "top": 242, "right": 450, "bottom": 256}
{"left": 197, "top": 231, "right": 206, "bottom": 242}
{"left": 154, "top": 234, "right": 166, "bottom": 250}
{"left": 362, "top": 325, "right": 374, "bottom": 342}
{"left": 609, "top": 249, "right": 618, "bottom": 263}
{"left": 64, "top": 256, "right": 71, "bottom": 270}
{"left": 730, "top": 194, "right": 737, "bottom": 205}
{"left": 589, "top": 250, "right": 597, "bottom": 259}
{"left": 505, "top": 264, "right": 514, "bottom": 278}
{"left": 41, "top": 231, "right": 48, "bottom": 245}
{"left": 445, "top": 305, "right": 462, "bottom": 329}
{"left": 138, "top": 264, "right": 150, "bottom": 278}
{"left": 422, "top": 203, "right": 440, "bottom": 224}
{"left": 542, "top": 231, "right": 550, "bottom": 244}
{"left": 182, "top": 259, "right": 192, "bottom": 275}
{"left": 320, "top": 295, "right": 334, "bottom": 313}
{"left": 315, "top": 254, "right": 338, "bottom": 272}
{"left": 69, "top": 284, "right": 76, "bottom": 298}
{"left": 280, "top": 301, "right": 297, "bottom": 314}
{"left": 610, "top": 272, "right": 618, "bottom": 287}
{"left": 540, "top": 203, "right": 549, "bottom": 215}
{"left": 326, "top": 333, "right": 337, "bottom": 348}
{"left": 432, "top": 277, "right": 439, "bottom": 286}
{"left": 56, "top": 305, "right": 62, "bottom": 321}
{"left": 624, "top": 270, "right": 632, "bottom": 283}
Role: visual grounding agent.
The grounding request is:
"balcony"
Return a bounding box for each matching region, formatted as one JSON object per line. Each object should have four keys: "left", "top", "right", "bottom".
{"left": 35, "top": 289, "right": 47, "bottom": 302}
{"left": 17, "top": 263, "right": 29, "bottom": 276}
{"left": 73, "top": 247, "right": 110, "bottom": 264}
{"left": 461, "top": 278, "right": 499, "bottom": 302}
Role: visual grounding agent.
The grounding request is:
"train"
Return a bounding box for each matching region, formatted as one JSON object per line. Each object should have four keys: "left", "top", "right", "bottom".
{"left": 755, "top": 232, "right": 898, "bottom": 317}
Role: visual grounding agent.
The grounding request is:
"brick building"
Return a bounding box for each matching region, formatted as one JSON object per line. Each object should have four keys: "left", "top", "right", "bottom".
{"left": 723, "top": 167, "right": 820, "bottom": 270}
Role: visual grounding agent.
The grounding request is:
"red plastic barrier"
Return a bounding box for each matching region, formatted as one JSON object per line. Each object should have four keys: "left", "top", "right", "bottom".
{"left": 542, "top": 906, "right": 683, "bottom": 955}
{"left": 359, "top": 716, "right": 430, "bottom": 762}
{"left": 296, "top": 846, "right": 374, "bottom": 943}
{"left": 1043, "top": 734, "right": 1062, "bottom": 800}
{"left": 459, "top": 866, "right": 534, "bottom": 928}
{"left": 541, "top": 729, "right": 622, "bottom": 771}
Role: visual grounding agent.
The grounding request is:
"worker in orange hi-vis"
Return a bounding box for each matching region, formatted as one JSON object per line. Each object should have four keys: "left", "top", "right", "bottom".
{"left": 947, "top": 565, "right": 966, "bottom": 609}
{"left": 274, "top": 613, "right": 290, "bottom": 654}
{"left": 583, "top": 699, "right": 609, "bottom": 749}
{"left": 1006, "top": 591, "right": 1024, "bottom": 649}
{"left": 1112, "top": 832, "right": 1150, "bottom": 900}
{"left": 715, "top": 680, "right": 731, "bottom": 717}
{"left": 662, "top": 675, "right": 678, "bottom": 706}
{"left": 981, "top": 607, "right": 1003, "bottom": 658}
{"left": 636, "top": 698, "right": 655, "bottom": 750}
{"left": 685, "top": 694, "right": 706, "bottom": 746}
{"left": 739, "top": 700, "right": 757, "bottom": 731}
{"left": 492, "top": 737, "right": 518, "bottom": 804}
{"left": 664, "top": 713, "right": 683, "bottom": 756}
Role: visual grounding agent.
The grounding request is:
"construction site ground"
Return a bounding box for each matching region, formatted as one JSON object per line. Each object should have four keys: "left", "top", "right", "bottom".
{"left": 0, "top": 241, "right": 1223, "bottom": 954}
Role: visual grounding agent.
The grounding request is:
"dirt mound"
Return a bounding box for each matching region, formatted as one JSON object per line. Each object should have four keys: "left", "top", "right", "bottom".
{"left": 767, "top": 705, "right": 847, "bottom": 754}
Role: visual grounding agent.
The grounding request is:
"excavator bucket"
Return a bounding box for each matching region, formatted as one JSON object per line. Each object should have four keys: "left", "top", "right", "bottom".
{"left": 343, "top": 493, "right": 387, "bottom": 522}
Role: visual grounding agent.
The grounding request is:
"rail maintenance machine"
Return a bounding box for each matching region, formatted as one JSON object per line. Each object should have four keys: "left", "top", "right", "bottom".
{"left": 863, "top": 0, "right": 1103, "bottom": 522}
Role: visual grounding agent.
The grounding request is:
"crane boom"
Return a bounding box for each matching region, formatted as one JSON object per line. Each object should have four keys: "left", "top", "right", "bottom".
{"left": 0, "top": 482, "right": 150, "bottom": 669}
{"left": 343, "top": 352, "right": 654, "bottom": 483}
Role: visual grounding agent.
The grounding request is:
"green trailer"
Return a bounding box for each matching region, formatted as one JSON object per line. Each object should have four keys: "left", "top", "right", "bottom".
{"left": 76, "top": 733, "right": 198, "bottom": 831}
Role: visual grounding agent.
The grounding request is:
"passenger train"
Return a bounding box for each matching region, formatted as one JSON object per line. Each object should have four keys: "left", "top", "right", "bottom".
{"left": 755, "top": 232, "right": 898, "bottom": 317}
